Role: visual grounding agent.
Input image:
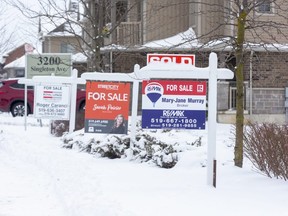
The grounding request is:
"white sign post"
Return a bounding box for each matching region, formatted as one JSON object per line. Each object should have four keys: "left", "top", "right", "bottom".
{"left": 135, "top": 52, "right": 233, "bottom": 187}
{"left": 19, "top": 69, "right": 85, "bottom": 133}
{"left": 22, "top": 53, "right": 73, "bottom": 130}
{"left": 81, "top": 52, "right": 233, "bottom": 187}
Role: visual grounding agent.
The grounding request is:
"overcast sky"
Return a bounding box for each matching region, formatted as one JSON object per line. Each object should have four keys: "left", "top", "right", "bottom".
{"left": 1, "top": 0, "right": 71, "bottom": 59}
{"left": 1, "top": 1, "right": 37, "bottom": 57}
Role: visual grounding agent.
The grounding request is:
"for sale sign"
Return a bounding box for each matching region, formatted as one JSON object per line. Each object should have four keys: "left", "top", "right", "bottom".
{"left": 147, "top": 54, "right": 195, "bottom": 65}
{"left": 84, "top": 81, "right": 130, "bottom": 134}
{"left": 142, "top": 80, "right": 206, "bottom": 130}
{"left": 34, "top": 84, "right": 71, "bottom": 119}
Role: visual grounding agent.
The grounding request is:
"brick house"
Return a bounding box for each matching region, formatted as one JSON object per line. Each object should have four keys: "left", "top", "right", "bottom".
{"left": 2, "top": 43, "right": 34, "bottom": 79}
{"left": 39, "top": 21, "right": 88, "bottom": 76}
{"left": 104, "top": 0, "right": 288, "bottom": 123}
{"left": 42, "top": 0, "right": 288, "bottom": 123}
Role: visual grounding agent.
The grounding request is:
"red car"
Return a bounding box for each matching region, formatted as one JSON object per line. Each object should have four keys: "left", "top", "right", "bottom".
{"left": 0, "top": 79, "right": 86, "bottom": 117}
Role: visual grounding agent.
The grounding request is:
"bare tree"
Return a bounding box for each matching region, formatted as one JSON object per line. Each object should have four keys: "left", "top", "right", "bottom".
{"left": 7, "top": 0, "right": 142, "bottom": 72}
{"left": 0, "top": 4, "right": 15, "bottom": 61}
{"left": 224, "top": 0, "right": 288, "bottom": 167}
{"left": 196, "top": 0, "right": 288, "bottom": 167}
{"left": 148, "top": 0, "right": 288, "bottom": 167}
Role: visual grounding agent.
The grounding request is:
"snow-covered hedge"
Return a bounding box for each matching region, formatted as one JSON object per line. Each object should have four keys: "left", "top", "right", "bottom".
{"left": 61, "top": 125, "right": 203, "bottom": 169}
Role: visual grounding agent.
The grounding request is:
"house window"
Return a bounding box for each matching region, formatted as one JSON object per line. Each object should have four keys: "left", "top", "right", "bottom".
{"left": 257, "top": 0, "right": 272, "bottom": 13}
{"left": 116, "top": 1, "right": 128, "bottom": 22}
{"left": 229, "top": 84, "right": 247, "bottom": 110}
{"left": 61, "top": 43, "right": 75, "bottom": 53}
{"left": 137, "top": 1, "right": 142, "bottom": 22}
{"left": 15, "top": 69, "right": 25, "bottom": 77}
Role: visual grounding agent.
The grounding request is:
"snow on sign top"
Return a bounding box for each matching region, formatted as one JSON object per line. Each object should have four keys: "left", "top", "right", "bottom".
{"left": 147, "top": 54, "right": 195, "bottom": 66}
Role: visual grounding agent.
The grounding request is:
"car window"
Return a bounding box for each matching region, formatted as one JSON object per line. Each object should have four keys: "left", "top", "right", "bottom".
{"left": 0, "top": 82, "right": 3, "bottom": 88}
{"left": 77, "top": 84, "right": 86, "bottom": 91}
{"left": 10, "top": 82, "right": 34, "bottom": 90}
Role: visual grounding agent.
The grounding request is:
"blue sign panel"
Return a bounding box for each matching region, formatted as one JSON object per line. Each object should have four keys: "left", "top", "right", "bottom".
{"left": 142, "top": 110, "right": 206, "bottom": 129}
{"left": 142, "top": 80, "right": 207, "bottom": 130}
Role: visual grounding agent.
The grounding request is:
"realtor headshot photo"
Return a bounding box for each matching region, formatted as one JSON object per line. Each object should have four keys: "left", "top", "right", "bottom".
{"left": 109, "top": 114, "right": 127, "bottom": 134}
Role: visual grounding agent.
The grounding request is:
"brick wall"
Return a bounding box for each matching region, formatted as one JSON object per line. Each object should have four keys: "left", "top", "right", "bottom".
{"left": 4, "top": 44, "right": 26, "bottom": 65}
{"left": 246, "top": 88, "right": 285, "bottom": 114}
{"left": 112, "top": 51, "right": 288, "bottom": 116}
{"left": 244, "top": 52, "right": 288, "bottom": 88}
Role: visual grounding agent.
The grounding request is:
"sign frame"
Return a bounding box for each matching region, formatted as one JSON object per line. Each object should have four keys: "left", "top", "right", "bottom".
{"left": 81, "top": 52, "right": 234, "bottom": 187}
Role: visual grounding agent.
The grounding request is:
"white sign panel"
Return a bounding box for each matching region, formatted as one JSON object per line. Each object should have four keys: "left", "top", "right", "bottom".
{"left": 34, "top": 84, "right": 71, "bottom": 120}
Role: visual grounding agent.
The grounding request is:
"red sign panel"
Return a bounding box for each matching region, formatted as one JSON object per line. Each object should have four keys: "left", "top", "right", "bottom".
{"left": 85, "top": 81, "right": 130, "bottom": 134}
{"left": 147, "top": 54, "right": 195, "bottom": 65}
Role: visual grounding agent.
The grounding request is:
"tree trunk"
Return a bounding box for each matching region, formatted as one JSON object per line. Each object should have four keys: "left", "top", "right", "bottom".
{"left": 234, "top": 9, "right": 247, "bottom": 168}
{"left": 89, "top": 0, "right": 103, "bottom": 72}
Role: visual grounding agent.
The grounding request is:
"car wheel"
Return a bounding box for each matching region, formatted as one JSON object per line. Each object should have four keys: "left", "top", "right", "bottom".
{"left": 11, "top": 102, "right": 29, "bottom": 117}
{"left": 79, "top": 102, "right": 85, "bottom": 112}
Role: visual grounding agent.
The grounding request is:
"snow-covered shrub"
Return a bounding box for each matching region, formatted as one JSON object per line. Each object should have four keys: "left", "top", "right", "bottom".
{"left": 244, "top": 122, "right": 288, "bottom": 181}
{"left": 60, "top": 121, "right": 203, "bottom": 168}
{"left": 62, "top": 132, "right": 130, "bottom": 158}
{"left": 133, "top": 132, "right": 178, "bottom": 168}
{"left": 91, "top": 135, "right": 130, "bottom": 159}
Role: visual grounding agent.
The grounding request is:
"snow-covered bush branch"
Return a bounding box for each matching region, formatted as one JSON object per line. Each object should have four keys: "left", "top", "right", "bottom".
{"left": 61, "top": 121, "right": 203, "bottom": 169}
{"left": 244, "top": 122, "right": 288, "bottom": 181}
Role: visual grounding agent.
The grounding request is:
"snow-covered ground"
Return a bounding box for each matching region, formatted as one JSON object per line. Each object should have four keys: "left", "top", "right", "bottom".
{"left": 0, "top": 112, "right": 287, "bottom": 216}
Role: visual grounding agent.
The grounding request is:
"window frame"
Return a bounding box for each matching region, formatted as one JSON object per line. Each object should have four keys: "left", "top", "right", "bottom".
{"left": 256, "top": 0, "right": 274, "bottom": 14}
{"left": 15, "top": 68, "right": 25, "bottom": 77}
{"left": 60, "top": 43, "right": 75, "bottom": 54}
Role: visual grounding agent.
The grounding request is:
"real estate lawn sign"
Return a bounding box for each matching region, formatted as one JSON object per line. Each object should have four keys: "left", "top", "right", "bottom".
{"left": 84, "top": 81, "right": 130, "bottom": 134}
{"left": 81, "top": 52, "right": 234, "bottom": 187}
{"left": 142, "top": 80, "right": 206, "bottom": 129}
{"left": 34, "top": 84, "right": 71, "bottom": 120}
{"left": 20, "top": 53, "right": 85, "bottom": 132}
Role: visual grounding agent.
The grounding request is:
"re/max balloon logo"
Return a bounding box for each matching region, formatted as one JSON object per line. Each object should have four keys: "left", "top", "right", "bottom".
{"left": 145, "top": 82, "right": 164, "bottom": 107}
